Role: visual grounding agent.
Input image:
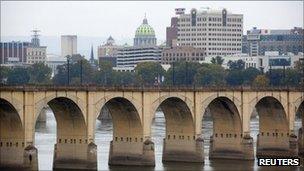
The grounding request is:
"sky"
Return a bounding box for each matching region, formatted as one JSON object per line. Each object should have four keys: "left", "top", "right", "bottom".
{"left": 1, "top": 1, "right": 303, "bottom": 40}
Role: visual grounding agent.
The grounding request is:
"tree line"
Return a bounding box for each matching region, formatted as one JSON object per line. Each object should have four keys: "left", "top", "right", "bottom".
{"left": 1, "top": 56, "right": 303, "bottom": 87}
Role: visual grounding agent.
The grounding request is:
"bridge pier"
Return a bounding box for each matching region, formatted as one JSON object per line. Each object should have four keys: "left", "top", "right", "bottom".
{"left": 108, "top": 139, "right": 155, "bottom": 166}
{"left": 0, "top": 144, "right": 38, "bottom": 170}
{"left": 162, "top": 136, "right": 204, "bottom": 163}
{"left": 53, "top": 141, "right": 97, "bottom": 170}
{"left": 209, "top": 133, "right": 254, "bottom": 160}
{"left": 299, "top": 127, "right": 304, "bottom": 157}
{"left": 256, "top": 133, "right": 298, "bottom": 158}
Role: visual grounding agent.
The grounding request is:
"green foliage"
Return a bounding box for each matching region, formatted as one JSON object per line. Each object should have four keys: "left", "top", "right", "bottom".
{"left": 135, "top": 62, "right": 165, "bottom": 85}
{"left": 0, "top": 66, "right": 11, "bottom": 84}
{"left": 194, "top": 64, "right": 226, "bottom": 86}
{"left": 164, "top": 62, "right": 201, "bottom": 85}
{"left": 28, "top": 63, "right": 52, "bottom": 84}
{"left": 7, "top": 67, "right": 30, "bottom": 85}
{"left": 227, "top": 60, "right": 245, "bottom": 70}
{"left": 253, "top": 75, "right": 269, "bottom": 87}
{"left": 211, "top": 56, "right": 224, "bottom": 65}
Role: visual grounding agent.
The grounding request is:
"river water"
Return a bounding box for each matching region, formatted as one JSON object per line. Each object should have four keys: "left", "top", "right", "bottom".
{"left": 35, "top": 110, "right": 302, "bottom": 171}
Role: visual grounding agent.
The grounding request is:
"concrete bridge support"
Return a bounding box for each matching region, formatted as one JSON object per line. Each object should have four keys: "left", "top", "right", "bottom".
{"left": 160, "top": 97, "right": 204, "bottom": 163}
{"left": 47, "top": 97, "right": 97, "bottom": 170}
{"left": 104, "top": 97, "right": 155, "bottom": 166}
{"left": 0, "top": 98, "right": 38, "bottom": 170}
{"left": 256, "top": 97, "right": 297, "bottom": 158}
{"left": 207, "top": 97, "right": 254, "bottom": 160}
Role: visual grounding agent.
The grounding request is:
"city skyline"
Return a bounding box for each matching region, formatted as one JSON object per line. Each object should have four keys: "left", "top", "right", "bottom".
{"left": 1, "top": 1, "right": 303, "bottom": 41}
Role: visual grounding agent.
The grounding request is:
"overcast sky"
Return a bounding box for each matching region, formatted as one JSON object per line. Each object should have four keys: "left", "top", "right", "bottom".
{"left": 1, "top": 1, "right": 303, "bottom": 41}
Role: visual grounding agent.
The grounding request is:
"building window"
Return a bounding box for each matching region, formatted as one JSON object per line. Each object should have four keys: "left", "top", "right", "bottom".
{"left": 191, "top": 9, "right": 197, "bottom": 26}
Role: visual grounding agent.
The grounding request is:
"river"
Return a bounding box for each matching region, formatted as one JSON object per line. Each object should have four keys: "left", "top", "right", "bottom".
{"left": 35, "top": 110, "right": 302, "bottom": 171}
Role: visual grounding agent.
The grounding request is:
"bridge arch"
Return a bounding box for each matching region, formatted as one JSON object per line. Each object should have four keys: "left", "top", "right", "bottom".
{"left": 34, "top": 93, "right": 87, "bottom": 126}
{"left": 253, "top": 96, "right": 290, "bottom": 157}
{"left": 151, "top": 96, "right": 198, "bottom": 162}
{"left": 94, "top": 97, "right": 147, "bottom": 165}
{"left": 34, "top": 97, "right": 87, "bottom": 143}
{"left": 153, "top": 96, "right": 195, "bottom": 139}
{"left": 296, "top": 100, "right": 304, "bottom": 157}
{"left": 95, "top": 97, "right": 143, "bottom": 139}
{"left": 201, "top": 96, "right": 243, "bottom": 159}
{"left": 0, "top": 98, "right": 24, "bottom": 166}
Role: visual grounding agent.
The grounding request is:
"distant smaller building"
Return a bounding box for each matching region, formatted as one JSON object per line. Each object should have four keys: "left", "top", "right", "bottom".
{"left": 242, "top": 27, "right": 304, "bottom": 56}
{"left": 98, "top": 36, "right": 121, "bottom": 67}
{"left": 46, "top": 54, "right": 66, "bottom": 77}
{"left": 161, "top": 46, "right": 206, "bottom": 64}
{"left": 212, "top": 51, "right": 304, "bottom": 72}
{"left": 116, "top": 46, "right": 162, "bottom": 69}
{"left": 26, "top": 46, "right": 47, "bottom": 64}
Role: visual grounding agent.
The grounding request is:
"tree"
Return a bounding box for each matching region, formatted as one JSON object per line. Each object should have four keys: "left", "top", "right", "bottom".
{"left": 194, "top": 64, "right": 226, "bottom": 86}
{"left": 28, "top": 63, "right": 52, "bottom": 84}
{"left": 211, "top": 56, "right": 224, "bottom": 65}
{"left": 95, "top": 61, "right": 114, "bottom": 85}
{"left": 227, "top": 60, "right": 245, "bottom": 70}
{"left": 226, "top": 70, "right": 244, "bottom": 86}
{"left": 135, "top": 62, "right": 165, "bottom": 85}
{"left": 253, "top": 75, "right": 269, "bottom": 87}
{"left": 53, "top": 64, "right": 68, "bottom": 85}
{"left": 0, "top": 66, "right": 11, "bottom": 84}
{"left": 242, "top": 67, "right": 261, "bottom": 85}
{"left": 7, "top": 67, "right": 30, "bottom": 85}
{"left": 164, "top": 62, "right": 201, "bottom": 86}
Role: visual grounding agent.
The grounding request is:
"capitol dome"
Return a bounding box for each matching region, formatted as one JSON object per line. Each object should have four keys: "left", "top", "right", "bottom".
{"left": 135, "top": 18, "right": 155, "bottom": 36}
{"left": 134, "top": 16, "right": 157, "bottom": 47}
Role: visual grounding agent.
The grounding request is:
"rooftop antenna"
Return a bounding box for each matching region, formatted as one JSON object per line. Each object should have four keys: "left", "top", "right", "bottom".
{"left": 31, "top": 29, "right": 41, "bottom": 47}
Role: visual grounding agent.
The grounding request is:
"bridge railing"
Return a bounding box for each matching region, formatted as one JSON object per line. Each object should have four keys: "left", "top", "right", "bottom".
{"left": 0, "top": 84, "right": 303, "bottom": 91}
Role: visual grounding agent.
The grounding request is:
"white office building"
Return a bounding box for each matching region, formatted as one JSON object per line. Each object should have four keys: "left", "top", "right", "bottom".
{"left": 175, "top": 7, "right": 243, "bottom": 56}
{"left": 61, "top": 35, "right": 77, "bottom": 58}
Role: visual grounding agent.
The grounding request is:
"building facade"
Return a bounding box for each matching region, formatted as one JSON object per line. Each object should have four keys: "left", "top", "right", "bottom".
{"left": 205, "top": 51, "right": 304, "bottom": 72}
{"left": 46, "top": 53, "right": 66, "bottom": 77}
{"left": 61, "top": 35, "right": 77, "bottom": 58}
{"left": 0, "top": 42, "right": 31, "bottom": 64}
{"left": 116, "top": 46, "right": 162, "bottom": 68}
{"left": 242, "top": 27, "right": 304, "bottom": 56}
{"left": 172, "top": 7, "right": 243, "bottom": 56}
{"left": 166, "top": 16, "right": 178, "bottom": 47}
{"left": 98, "top": 36, "right": 121, "bottom": 67}
{"left": 26, "top": 46, "right": 47, "bottom": 64}
{"left": 161, "top": 46, "right": 206, "bottom": 64}
{"left": 134, "top": 17, "right": 157, "bottom": 47}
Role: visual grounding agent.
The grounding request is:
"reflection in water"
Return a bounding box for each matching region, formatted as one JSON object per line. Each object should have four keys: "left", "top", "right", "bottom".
{"left": 35, "top": 110, "right": 302, "bottom": 171}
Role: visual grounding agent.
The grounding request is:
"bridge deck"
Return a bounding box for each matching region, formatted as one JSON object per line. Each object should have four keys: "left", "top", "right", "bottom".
{"left": 0, "top": 85, "right": 303, "bottom": 92}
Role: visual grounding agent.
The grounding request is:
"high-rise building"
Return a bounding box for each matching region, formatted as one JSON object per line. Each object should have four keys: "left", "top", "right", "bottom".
{"left": 134, "top": 16, "right": 157, "bottom": 47}
{"left": 242, "top": 27, "right": 304, "bottom": 56}
{"left": 0, "top": 41, "right": 31, "bottom": 64}
{"left": 170, "top": 7, "right": 243, "bottom": 56}
{"left": 61, "top": 35, "right": 77, "bottom": 58}
{"left": 166, "top": 15, "right": 178, "bottom": 47}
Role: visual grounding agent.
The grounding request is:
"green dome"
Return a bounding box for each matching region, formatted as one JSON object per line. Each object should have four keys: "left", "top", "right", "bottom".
{"left": 135, "top": 18, "right": 155, "bottom": 36}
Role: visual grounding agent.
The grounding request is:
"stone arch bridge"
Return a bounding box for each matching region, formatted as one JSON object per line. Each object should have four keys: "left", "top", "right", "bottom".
{"left": 0, "top": 86, "right": 303, "bottom": 170}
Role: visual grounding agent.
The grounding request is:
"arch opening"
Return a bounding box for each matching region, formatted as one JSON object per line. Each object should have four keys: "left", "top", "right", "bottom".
{"left": 296, "top": 101, "right": 304, "bottom": 158}
{"left": 203, "top": 97, "right": 245, "bottom": 160}
{"left": 0, "top": 98, "right": 24, "bottom": 167}
{"left": 95, "top": 97, "right": 151, "bottom": 167}
{"left": 152, "top": 97, "right": 200, "bottom": 163}
{"left": 34, "top": 97, "right": 88, "bottom": 170}
{"left": 254, "top": 96, "right": 292, "bottom": 157}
